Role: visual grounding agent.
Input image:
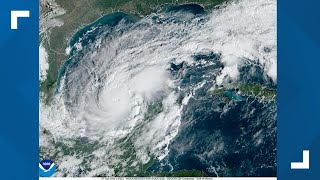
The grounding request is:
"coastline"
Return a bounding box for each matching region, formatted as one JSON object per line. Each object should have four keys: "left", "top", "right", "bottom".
{"left": 40, "top": 0, "right": 228, "bottom": 103}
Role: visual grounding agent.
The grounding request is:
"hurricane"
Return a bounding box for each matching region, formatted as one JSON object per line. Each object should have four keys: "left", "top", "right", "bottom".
{"left": 40, "top": 0, "right": 277, "bottom": 177}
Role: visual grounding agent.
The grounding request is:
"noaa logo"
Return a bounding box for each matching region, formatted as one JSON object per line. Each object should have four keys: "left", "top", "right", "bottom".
{"left": 39, "top": 159, "right": 56, "bottom": 177}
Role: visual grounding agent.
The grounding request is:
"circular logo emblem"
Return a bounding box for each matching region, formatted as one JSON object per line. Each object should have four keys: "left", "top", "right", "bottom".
{"left": 39, "top": 159, "right": 56, "bottom": 177}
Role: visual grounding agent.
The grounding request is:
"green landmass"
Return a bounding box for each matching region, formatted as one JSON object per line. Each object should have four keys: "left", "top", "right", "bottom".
{"left": 238, "top": 83, "right": 276, "bottom": 101}
{"left": 208, "top": 83, "right": 276, "bottom": 102}
{"left": 40, "top": 0, "right": 228, "bottom": 103}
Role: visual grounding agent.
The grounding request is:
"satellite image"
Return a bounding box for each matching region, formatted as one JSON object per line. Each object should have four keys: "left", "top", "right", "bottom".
{"left": 39, "top": 0, "right": 277, "bottom": 177}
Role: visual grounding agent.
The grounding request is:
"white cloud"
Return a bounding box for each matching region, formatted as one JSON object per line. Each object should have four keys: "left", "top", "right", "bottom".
{"left": 39, "top": 45, "right": 49, "bottom": 82}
